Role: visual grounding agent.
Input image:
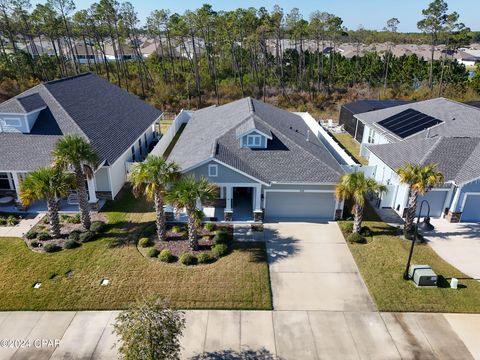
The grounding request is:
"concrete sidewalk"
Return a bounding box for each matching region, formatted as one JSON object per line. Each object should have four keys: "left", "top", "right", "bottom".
{"left": 0, "top": 310, "right": 478, "bottom": 360}
{"left": 0, "top": 214, "right": 43, "bottom": 238}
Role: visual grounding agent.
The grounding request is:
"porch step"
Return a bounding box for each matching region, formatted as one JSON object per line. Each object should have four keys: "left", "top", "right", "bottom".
{"left": 233, "top": 224, "right": 264, "bottom": 242}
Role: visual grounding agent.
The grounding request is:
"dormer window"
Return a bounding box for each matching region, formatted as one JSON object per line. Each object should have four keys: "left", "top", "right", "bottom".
{"left": 208, "top": 164, "right": 218, "bottom": 177}
{"left": 246, "top": 134, "right": 262, "bottom": 147}
{"left": 3, "top": 118, "right": 21, "bottom": 127}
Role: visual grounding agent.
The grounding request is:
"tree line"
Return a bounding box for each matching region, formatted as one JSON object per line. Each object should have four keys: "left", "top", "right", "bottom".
{"left": 0, "top": 0, "right": 479, "bottom": 112}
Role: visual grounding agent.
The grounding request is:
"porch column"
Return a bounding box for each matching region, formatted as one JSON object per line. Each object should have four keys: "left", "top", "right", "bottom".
{"left": 224, "top": 185, "right": 233, "bottom": 221}
{"left": 11, "top": 172, "right": 22, "bottom": 200}
{"left": 446, "top": 185, "right": 463, "bottom": 223}
{"left": 87, "top": 177, "right": 98, "bottom": 203}
{"left": 253, "top": 184, "right": 263, "bottom": 222}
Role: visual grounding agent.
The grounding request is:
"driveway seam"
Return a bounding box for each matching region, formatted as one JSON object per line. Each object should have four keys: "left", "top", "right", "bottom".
{"left": 201, "top": 310, "right": 209, "bottom": 355}
{"left": 341, "top": 311, "right": 361, "bottom": 360}
{"left": 89, "top": 311, "right": 115, "bottom": 360}
{"left": 306, "top": 311, "right": 320, "bottom": 360}
{"left": 11, "top": 311, "right": 44, "bottom": 359}
{"left": 270, "top": 311, "right": 279, "bottom": 358}
{"left": 50, "top": 311, "right": 78, "bottom": 359}
{"left": 378, "top": 312, "right": 403, "bottom": 360}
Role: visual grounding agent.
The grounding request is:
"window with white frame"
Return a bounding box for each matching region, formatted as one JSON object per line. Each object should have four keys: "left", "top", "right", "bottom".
{"left": 208, "top": 164, "right": 218, "bottom": 177}
{"left": 367, "top": 128, "right": 376, "bottom": 144}
{"left": 131, "top": 145, "right": 136, "bottom": 162}
{"left": 0, "top": 173, "right": 12, "bottom": 190}
{"left": 246, "top": 134, "right": 262, "bottom": 147}
{"left": 3, "top": 118, "right": 21, "bottom": 127}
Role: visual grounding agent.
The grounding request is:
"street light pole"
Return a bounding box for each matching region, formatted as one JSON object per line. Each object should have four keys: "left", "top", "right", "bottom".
{"left": 403, "top": 200, "right": 431, "bottom": 280}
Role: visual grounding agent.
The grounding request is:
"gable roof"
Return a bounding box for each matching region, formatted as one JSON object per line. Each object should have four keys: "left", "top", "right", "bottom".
{"left": 367, "top": 137, "right": 480, "bottom": 185}
{"left": 168, "top": 97, "right": 344, "bottom": 184}
{"left": 355, "top": 98, "right": 480, "bottom": 142}
{"left": 0, "top": 73, "right": 162, "bottom": 171}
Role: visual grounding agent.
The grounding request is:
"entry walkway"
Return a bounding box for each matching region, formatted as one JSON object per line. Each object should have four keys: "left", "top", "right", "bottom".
{"left": 0, "top": 213, "right": 43, "bottom": 238}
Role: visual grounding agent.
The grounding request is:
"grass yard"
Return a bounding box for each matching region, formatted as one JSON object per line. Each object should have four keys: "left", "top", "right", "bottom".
{"left": 159, "top": 118, "right": 174, "bottom": 134}
{"left": 0, "top": 189, "right": 272, "bottom": 311}
{"left": 332, "top": 133, "right": 368, "bottom": 165}
{"left": 342, "top": 205, "right": 480, "bottom": 313}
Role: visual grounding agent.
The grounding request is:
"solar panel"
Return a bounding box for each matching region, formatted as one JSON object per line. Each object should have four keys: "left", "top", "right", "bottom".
{"left": 377, "top": 109, "right": 443, "bottom": 139}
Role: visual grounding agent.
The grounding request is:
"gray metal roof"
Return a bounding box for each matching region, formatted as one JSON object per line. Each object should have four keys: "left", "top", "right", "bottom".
{"left": 367, "top": 137, "right": 480, "bottom": 185}
{"left": 355, "top": 98, "right": 480, "bottom": 143}
{"left": 0, "top": 73, "right": 162, "bottom": 171}
{"left": 168, "top": 97, "right": 344, "bottom": 184}
{"left": 342, "top": 99, "right": 413, "bottom": 115}
{"left": 17, "top": 93, "right": 46, "bottom": 112}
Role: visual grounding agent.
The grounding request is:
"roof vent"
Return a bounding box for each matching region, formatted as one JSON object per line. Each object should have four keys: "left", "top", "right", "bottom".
{"left": 295, "top": 129, "right": 298, "bottom": 133}
{"left": 306, "top": 130, "right": 310, "bottom": 142}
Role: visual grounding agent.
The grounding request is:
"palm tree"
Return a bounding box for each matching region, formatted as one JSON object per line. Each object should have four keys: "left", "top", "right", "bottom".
{"left": 336, "top": 171, "right": 387, "bottom": 234}
{"left": 397, "top": 163, "right": 444, "bottom": 234}
{"left": 166, "top": 176, "right": 218, "bottom": 250}
{"left": 20, "top": 167, "right": 74, "bottom": 238}
{"left": 52, "top": 134, "right": 99, "bottom": 230}
{"left": 130, "top": 155, "right": 179, "bottom": 242}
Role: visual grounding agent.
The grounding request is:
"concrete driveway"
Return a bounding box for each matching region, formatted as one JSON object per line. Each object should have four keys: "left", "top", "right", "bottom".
{"left": 265, "top": 222, "right": 376, "bottom": 311}
{"left": 427, "top": 219, "right": 480, "bottom": 280}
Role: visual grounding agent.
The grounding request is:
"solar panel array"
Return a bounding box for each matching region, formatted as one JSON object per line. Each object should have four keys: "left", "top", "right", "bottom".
{"left": 377, "top": 108, "right": 443, "bottom": 139}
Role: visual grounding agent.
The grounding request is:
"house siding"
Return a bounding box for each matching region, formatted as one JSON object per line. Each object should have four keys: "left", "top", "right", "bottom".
{"left": 94, "top": 167, "right": 111, "bottom": 192}
{"left": 456, "top": 180, "right": 480, "bottom": 213}
{"left": 185, "top": 161, "right": 260, "bottom": 184}
{"left": 360, "top": 125, "right": 390, "bottom": 157}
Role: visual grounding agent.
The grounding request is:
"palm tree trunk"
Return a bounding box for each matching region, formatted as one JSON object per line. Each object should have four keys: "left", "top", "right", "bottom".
{"left": 47, "top": 197, "right": 61, "bottom": 238}
{"left": 74, "top": 165, "right": 91, "bottom": 230}
{"left": 187, "top": 205, "right": 198, "bottom": 250}
{"left": 405, "top": 189, "right": 418, "bottom": 234}
{"left": 154, "top": 191, "right": 166, "bottom": 242}
{"left": 353, "top": 203, "right": 363, "bottom": 234}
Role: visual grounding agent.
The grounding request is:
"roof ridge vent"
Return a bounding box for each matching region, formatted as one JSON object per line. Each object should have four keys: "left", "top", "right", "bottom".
{"left": 247, "top": 97, "right": 255, "bottom": 113}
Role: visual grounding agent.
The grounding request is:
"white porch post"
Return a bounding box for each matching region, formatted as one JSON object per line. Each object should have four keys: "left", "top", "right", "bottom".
{"left": 254, "top": 185, "right": 262, "bottom": 211}
{"left": 11, "top": 172, "right": 21, "bottom": 200}
{"left": 450, "top": 185, "right": 462, "bottom": 213}
{"left": 87, "top": 177, "right": 98, "bottom": 203}
{"left": 225, "top": 186, "right": 233, "bottom": 211}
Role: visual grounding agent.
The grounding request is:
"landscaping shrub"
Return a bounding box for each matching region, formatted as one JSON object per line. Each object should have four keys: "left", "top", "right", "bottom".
{"left": 339, "top": 221, "right": 354, "bottom": 234}
{"left": 204, "top": 223, "right": 216, "bottom": 232}
{"left": 66, "top": 214, "right": 81, "bottom": 224}
{"left": 141, "top": 224, "right": 156, "bottom": 237}
{"left": 64, "top": 240, "right": 81, "bottom": 249}
{"left": 361, "top": 226, "right": 372, "bottom": 237}
{"left": 171, "top": 225, "right": 184, "bottom": 234}
{"left": 90, "top": 221, "right": 106, "bottom": 233}
{"left": 68, "top": 230, "right": 81, "bottom": 241}
{"left": 42, "top": 216, "right": 50, "bottom": 224}
{"left": 197, "top": 253, "right": 214, "bottom": 264}
{"left": 212, "top": 243, "right": 228, "bottom": 258}
{"left": 44, "top": 243, "right": 61, "bottom": 253}
{"left": 347, "top": 232, "right": 367, "bottom": 244}
{"left": 7, "top": 215, "right": 18, "bottom": 226}
{"left": 30, "top": 240, "right": 40, "bottom": 248}
{"left": 147, "top": 248, "right": 160, "bottom": 258}
{"left": 138, "top": 237, "right": 152, "bottom": 248}
{"left": 159, "top": 249, "right": 173, "bottom": 263}
{"left": 180, "top": 253, "right": 197, "bottom": 265}
{"left": 37, "top": 232, "right": 50, "bottom": 241}
{"left": 214, "top": 230, "right": 230, "bottom": 245}
{"left": 0, "top": 217, "right": 6, "bottom": 225}
{"left": 79, "top": 231, "right": 95, "bottom": 243}
{"left": 26, "top": 231, "right": 37, "bottom": 239}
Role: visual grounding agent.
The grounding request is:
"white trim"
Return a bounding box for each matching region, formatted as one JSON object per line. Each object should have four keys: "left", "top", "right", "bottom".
{"left": 264, "top": 189, "right": 301, "bottom": 193}
{"left": 208, "top": 163, "right": 218, "bottom": 177}
{"left": 304, "top": 189, "right": 335, "bottom": 193}
{"left": 2, "top": 117, "right": 22, "bottom": 127}
{"left": 246, "top": 134, "right": 262, "bottom": 147}
{"left": 271, "top": 181, "right": 337, "bottom": 186}
{"left": 0, "top": 106, "right": 46, "bottom": 117}
{"left": 236, "top": 128, "right": 272, "bottom": 140}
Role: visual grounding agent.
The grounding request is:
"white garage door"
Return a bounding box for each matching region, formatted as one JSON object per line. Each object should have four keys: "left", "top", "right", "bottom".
{"left": 462, "top": 194, "right": 480, "bottom": 222}
{"left": 265, "top": 191, "right": 336, "bottom": 220}
{"left": 416, "top": 190, "right": 448, "bottom": 218}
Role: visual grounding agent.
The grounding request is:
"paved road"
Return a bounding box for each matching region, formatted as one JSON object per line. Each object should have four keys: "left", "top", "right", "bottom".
{"left": 0, "top": 222, "right": 479, "bottom": 359}
{"left": 428, "top": 219, "right": 480, "bottom": 280}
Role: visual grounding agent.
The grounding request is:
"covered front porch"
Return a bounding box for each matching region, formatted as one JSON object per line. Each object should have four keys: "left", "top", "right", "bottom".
{"left": 167, "top": 183, "right": 263, "bottom": 223}
{"left": 0, "top": 171, "right": 102, "bottom": 213}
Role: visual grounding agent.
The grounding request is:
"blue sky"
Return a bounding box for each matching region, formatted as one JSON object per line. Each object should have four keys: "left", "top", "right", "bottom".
{"left": 31, "top": 0, "right": 479, "bottom": 32}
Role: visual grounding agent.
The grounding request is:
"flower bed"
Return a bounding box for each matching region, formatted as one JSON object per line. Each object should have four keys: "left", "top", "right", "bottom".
{"left": 137, "top": 222, "right": 233, "bottom": 265}
{"left": 0, "top": 213, "right": 22, "bottom": 226}
{"left": 24, "top": 213, "right": 107, "bottom": 252}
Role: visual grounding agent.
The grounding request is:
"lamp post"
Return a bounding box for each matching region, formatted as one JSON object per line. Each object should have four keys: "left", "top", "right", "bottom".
{"left": 403, "top": 200, "right": 433, "bottom": 280}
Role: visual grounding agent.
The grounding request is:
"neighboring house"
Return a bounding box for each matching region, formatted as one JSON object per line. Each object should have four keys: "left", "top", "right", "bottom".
{"left": 0, "top": 73, "right": 161, "bottom": 208}
{"left": 353, "top": 98, "right": 480, "bottom": 222}
{"left": 166, "top": 97, "right": 345, "bottom": 222}
{"left": 339, "top": 99, "right": 413, "bottom": 142}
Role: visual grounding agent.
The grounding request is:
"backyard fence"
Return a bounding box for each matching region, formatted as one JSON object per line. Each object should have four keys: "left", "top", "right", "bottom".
{"left": 151, "top": 110, "right": 192, "bottom": 157}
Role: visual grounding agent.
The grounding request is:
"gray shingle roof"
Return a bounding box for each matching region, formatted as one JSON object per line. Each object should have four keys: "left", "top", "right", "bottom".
{"left": 0, "top": 73, "right": 162, "bottom": 171}
{"left": 168, "top": 97, "right": 344, "bottom": 184}
{"left": 367, "top": 137, "right": 480, "bottom": 185}
{"left": 355, "top": 98, "right": 480, "bottom": 142}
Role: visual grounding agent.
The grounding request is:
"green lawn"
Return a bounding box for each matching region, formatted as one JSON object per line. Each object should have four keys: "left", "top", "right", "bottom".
{"left": 0, "top": 189, "right": 272, "bottom": 311}
{"left": 332, "top": 133, "right": 368, "bottom": 165}
{"left": 342, "top": 205, "right": 480, "bottom": 313}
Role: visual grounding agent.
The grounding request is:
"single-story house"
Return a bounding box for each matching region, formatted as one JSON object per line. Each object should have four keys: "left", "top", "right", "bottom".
{"left": 339, "top": 99, "right": 413, "bottom": 142}
{"left": 167, "top": 97, "right": 345, "bottom": 222}
{"left": 0, "top": 72, "right": 162, "bottom": 208}
{"left": 353, "top": 98, "right": 480, "bottom": 222}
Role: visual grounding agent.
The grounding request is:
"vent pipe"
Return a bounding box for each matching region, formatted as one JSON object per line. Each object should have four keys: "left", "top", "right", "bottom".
{"left": 307, "top": 130, "right": 310, "bottom": 142}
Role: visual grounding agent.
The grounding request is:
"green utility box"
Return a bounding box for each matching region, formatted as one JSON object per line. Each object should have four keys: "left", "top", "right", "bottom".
{"left": 409, "top": 265, "right": 437, "bottom": 287}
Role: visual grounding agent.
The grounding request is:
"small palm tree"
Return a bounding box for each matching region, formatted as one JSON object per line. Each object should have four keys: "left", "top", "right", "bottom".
{"left": 53, "top": 134, "right": 99, "bottom": 230}
{"left": 336, "top": 171, "right": 387, "bottom": 234}
{"left": 397, "top": 163, "right": 444, "bottom": 234}
{"left": 20, "top": 167, "right": 74, "bottom": 238}
{"left": 166, "top": 176, "right": 218, "bottom": 250}
{"left": 130, "top": 155, "right": 179, "bottom": 242}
